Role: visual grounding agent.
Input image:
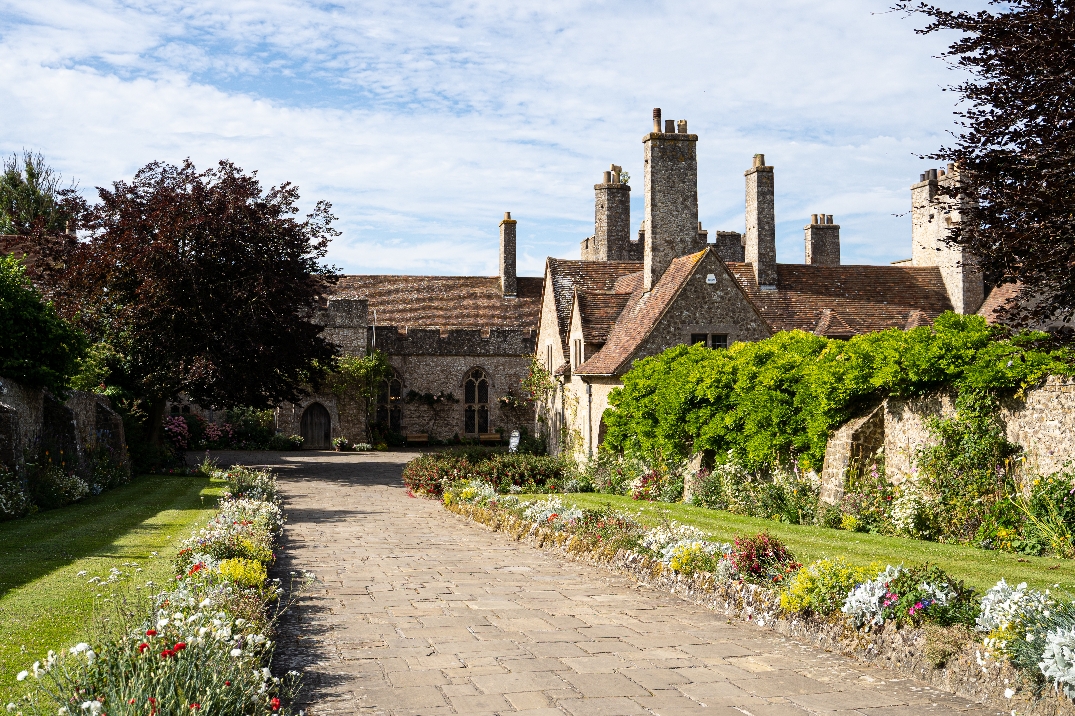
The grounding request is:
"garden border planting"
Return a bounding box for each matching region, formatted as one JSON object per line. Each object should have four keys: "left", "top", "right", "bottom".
{"left": 6, "top": 464, "right": 310, "bottom": 716}
{"left": 442, "top": 485, "right": 1075, "bottom": 716}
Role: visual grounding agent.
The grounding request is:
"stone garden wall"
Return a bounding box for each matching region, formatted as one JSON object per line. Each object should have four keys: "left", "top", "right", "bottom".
{"left": 0, "top": 376, "right": 127, "bottom": 477}
{"left": 822, "top": 375, "right": 1075, "bottom": 501}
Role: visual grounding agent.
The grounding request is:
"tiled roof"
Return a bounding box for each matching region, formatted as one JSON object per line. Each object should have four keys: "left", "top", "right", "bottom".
{"left": 545, "top": 259, "right": 643, "bottom": 353}
{"left": 576, "top": 292, "right": 633, "bottom": 343}
{"left": 725, "top": 263, "right": 953, "bottom": 335}
{"left": 333, "top": 275, "right": 543, "bottom": 329}
{"left": 577, "top": 251, "right": 706, "bottom": 376}
{"left": 978, "top": 283, "right": 1021, "bottom": 324}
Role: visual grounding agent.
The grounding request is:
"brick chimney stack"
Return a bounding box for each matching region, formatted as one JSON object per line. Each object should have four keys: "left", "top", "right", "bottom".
{"left": 744, "top": 154, "right": 777, "bottom": 288}
{"left": 643, "top": 108, "right": 699, "bottom": 291}
{"left": 499, "top": 212, "right": 517, "bottom": 297}
{"left": 805, "top": 214, "right": 840, "bottom": 266}
{"left": 582, "top": 164, "right": 633, "bottom": 261}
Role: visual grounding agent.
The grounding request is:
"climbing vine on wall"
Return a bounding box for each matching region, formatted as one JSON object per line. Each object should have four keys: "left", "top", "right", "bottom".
{"left": 601, "top": 313, "right": 1073, "bottom": 473}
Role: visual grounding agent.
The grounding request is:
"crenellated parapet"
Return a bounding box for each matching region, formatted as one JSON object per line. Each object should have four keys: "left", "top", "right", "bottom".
{"left": 369, "top": 326, "right": 537, "bottom": 357}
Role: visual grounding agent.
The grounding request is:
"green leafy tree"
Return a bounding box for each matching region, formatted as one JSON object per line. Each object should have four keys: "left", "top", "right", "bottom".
{"left": 0, "top": 151, "right": 85, "bottom": 235}
{"left": 0, "top": 254, "right": 86, "bottom": 394}
{"left": 328, "top": 351, "right": 392, "bottom": 441}
{"left": 58, "top": 159, "right": 340, "bottom": 446}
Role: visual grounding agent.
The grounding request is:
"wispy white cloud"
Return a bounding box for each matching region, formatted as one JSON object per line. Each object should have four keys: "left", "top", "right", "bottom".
{"left": 0, "top": 0, "right": 971, "bottom": 274}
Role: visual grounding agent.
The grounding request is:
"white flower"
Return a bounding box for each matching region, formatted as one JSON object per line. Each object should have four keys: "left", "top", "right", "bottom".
{"left": 15, "top": 672, "right": 27, "bottom": 682}
{"left": 79, "top": 701, "right": 102, "bottom": 715}
{"left": 230, "top": 648, "right": 243, "bottom": 657}
{"left": 76, "top": 571, "right": 87, "bottom": 577}
{"left": 85, "top": 650, "right": 96, "bottom": 665}
{"left": 200, "top": 598, "right": 211, "bottom": 608}
{"left": 1004, "top": 688, "right": 1015, "bottom": 698}
{"left": 70, "top": 643, "right": 90, "bottom": 654}
{"left": 58, "top": 708, "right": 69, "bottom": 716}
{"left": 31, "top": 661, "right": 42, "bottom": 677}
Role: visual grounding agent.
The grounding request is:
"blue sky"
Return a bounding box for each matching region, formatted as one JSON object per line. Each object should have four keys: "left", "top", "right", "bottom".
{"left": 0, "top": 0, "right": 972, "bottom": 276}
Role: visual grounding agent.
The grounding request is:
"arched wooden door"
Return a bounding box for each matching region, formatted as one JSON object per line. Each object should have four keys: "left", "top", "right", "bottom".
{"left": 299, "top": 402, "right": 331, "bottom": 449}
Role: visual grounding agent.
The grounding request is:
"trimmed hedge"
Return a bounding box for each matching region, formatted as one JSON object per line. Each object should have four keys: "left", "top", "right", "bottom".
{"left": 402, "top": 451, "right": 570, "bottom": 495}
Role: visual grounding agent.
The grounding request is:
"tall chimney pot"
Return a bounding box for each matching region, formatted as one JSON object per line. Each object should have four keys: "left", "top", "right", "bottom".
{"left": 652, "top": 108, "right": 662, "bottom": 133}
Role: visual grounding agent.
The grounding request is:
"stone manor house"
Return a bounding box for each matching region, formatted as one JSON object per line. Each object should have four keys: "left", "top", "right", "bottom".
{"left": 230, "top": 107, "right": 991, "bottom": 454}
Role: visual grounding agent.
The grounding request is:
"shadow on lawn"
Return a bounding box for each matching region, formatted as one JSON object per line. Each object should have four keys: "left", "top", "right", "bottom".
{"left": 0, "top": 475, "right": 217, "bottom": 600}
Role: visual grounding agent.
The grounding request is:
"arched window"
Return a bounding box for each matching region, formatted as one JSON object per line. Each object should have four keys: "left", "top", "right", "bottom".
{"left": 464, "top": 368, "right": 489, "bottom": 435}
{"left": 376, "top": 375, "right": 403, "bottom": 433}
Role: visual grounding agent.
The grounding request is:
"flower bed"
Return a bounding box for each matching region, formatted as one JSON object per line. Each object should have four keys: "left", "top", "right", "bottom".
{"left": 7, "top": 466, "right": 309, "bottom": 716}
{"left": 442, "top": 479, "right": 1075, "bottom": 715}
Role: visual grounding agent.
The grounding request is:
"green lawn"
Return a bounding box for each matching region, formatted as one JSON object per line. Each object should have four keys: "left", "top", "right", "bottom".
{"left": 0, "top": 476, "right": 224, "bottom": 704}
{"left": 524, "top": 493, "right": 1075, "bottom": 596}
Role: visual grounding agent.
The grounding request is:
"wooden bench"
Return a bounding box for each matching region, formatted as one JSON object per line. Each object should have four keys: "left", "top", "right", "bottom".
{"left": 406, "top": 433, "right": 429, "bottom": 446}
{"left": 479, "top": 433, "right": 502, "bottom": 445}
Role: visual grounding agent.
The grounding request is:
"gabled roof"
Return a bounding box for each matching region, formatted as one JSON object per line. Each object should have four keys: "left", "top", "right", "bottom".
{"left": 725, "top": 263, "right": 953, "bottom": 335}
{"left": 576, "top": 292, "right": 634, "bottom": 344}
{"left": 576, "top": 250, "right": 707, "bottom": 376}
{"left": 544, "top": 258, "right": 642, "bottom": 354}
{"left": 333, "top": 275, "right": 542, "bottom": 329}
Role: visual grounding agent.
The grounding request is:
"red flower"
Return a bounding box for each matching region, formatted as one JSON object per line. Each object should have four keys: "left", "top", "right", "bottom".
{"left": 138, "top": 643, "right": 149, "bottom": 653}
{"left": 224, "top": 681, "right": 231, "bottom": 687}
{"left": 146, "top": 630, "right": 157, "bottom": 637}
{"left": 174, "top": 642, "right": 187, "bottom": 651}
{"left": 128, "top": 699, "right": 136, "bottom": 705}
{"left": 160, "top": 650, "right": 175, "bottom": 659}
{"left": 270, "top": 697, "right": 280, "bottom": 711}
{"left": 148, "top": 699, "right": 156, "bottom": 704}
{"left": 189, "top": 704, "right": 200, "bottom": 710}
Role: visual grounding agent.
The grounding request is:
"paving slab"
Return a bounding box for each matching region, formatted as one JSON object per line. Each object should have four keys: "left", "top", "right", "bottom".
{"left": 196, "top": 450, "right": 1005, "bottom": 716}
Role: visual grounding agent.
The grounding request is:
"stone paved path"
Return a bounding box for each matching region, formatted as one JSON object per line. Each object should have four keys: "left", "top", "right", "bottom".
{"left": 208, "top": 451, "right": 1000, "bottom": 716}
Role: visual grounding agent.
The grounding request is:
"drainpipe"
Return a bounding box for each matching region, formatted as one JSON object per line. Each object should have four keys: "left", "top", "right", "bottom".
{"left": 586, "top": 382, "right": 593, "bottom": 457}
{"left": 559, "top": 382, "right": 565, "bottom": 456}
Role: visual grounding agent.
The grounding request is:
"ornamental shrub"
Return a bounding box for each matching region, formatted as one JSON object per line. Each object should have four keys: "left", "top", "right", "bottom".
{"left": 219, "top": 557, "right": 269, "bottom": 589}
{"left": 729, "top": 532, "right": 800, "bottom": 584}
{"left": 882, "top": 564, "right": 978, "bottom": 628}
{"left": 26, "top": 460, "right": 89, "bottom": 509}
{"left": 780, "top": 558, "right": 885, "bottom": 617}
{"left": 689, "top": 458, "right": 820, "bottom": 525}
{"left": 0, "top": 463, "right": 32, "bottom": 520}
{"left": 402, "top": 451, "right": 571, "bottom": 496}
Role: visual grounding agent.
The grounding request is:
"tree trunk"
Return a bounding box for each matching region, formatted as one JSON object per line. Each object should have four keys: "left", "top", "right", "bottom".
{"left": 144, "top": 397, "right": 167, "bottom": 448}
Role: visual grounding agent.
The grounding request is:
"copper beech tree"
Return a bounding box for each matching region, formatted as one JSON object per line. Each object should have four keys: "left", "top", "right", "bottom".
{"left": 896, "top": 0, "right": 1075, "bottom": 330}
{"left": 60, "top": 159, "right": 340, "bottom": 444}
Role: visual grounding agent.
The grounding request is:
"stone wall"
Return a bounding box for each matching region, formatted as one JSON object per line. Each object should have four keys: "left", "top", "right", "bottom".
{"left": 0, "top": 376, "right": 126, "bottom": 476}
{"left": 1004, "top": 377, "right": 1075, "bottom": 476}
{"left": 371, "top": 326, "right": 535, "bottom": 357}
{"left": 820, "top": 376, "right": 1075, "bottom": 502}
{"left": 385, "top": 354, "right": 534, "bottom": 439}
{"left": 818, "top": 405, "right": 883, "bottom": 503}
